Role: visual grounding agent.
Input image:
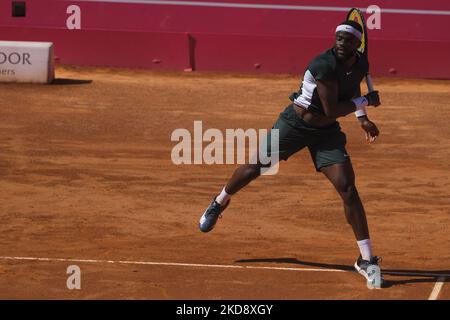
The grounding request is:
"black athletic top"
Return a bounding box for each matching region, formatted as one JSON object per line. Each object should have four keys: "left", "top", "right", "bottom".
{"left": 292, "top": 48, "right": 369, "bottom": 116}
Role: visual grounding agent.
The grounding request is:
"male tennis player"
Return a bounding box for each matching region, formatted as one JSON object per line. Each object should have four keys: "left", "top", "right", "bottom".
{"left": 199, "top": 21, "right": 384, "bottom": 289}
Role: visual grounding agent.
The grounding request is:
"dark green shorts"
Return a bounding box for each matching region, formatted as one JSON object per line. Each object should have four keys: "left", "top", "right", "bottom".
{"left": 265, "top": 104, "right": 350, "bottom": 171}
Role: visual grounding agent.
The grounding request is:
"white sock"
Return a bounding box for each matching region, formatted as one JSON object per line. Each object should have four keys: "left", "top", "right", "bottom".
{"left": 357, "top": 239, "right": 373, "bottom": 261}
{"left": 216, "top": 187, "right": 231, "bottom": 206}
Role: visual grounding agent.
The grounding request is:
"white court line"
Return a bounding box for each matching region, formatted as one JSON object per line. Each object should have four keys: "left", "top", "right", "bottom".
{"left": 0, "top": 256, "right": 345, "bottom": 273}
{"left": 73, "top": 0, "right": 450, "bottom": 16}
{"left": 2, "top": 256, "right": 450, "bottom": 279}
{"left": 428, "top": 277, "right": 446, "bottom": 300}
{"left": 384, "top": 271, "right": 450, "bottom": 278}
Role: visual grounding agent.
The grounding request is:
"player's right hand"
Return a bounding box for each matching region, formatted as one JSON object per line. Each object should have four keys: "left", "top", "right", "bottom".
{"left": 365, "top": 91, "right": 381, "bottom": 107}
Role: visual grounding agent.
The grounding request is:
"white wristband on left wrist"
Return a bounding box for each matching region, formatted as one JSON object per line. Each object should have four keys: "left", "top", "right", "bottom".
{"left": 355, "top": 106, "right": 367, "bottom": 117}
{"left": 352, "top": 96, "right": 368, "bottom": 118}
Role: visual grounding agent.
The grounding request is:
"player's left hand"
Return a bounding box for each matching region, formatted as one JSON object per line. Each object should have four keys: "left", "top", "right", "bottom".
{"left": 360, "top": 119, "right": 380, "bottom": 143}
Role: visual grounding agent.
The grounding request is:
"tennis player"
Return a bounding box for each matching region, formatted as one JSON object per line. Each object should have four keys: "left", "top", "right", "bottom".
{"left": 199, "top": 20, "right": 384, "bottom": 289}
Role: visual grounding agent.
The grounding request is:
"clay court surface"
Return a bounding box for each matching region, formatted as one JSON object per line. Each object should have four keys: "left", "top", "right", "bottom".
{"left": 0, "top": 66, "right": 449, "bottom": 299}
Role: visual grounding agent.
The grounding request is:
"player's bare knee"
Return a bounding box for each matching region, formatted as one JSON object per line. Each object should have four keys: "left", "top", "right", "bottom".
{"left": 238, "top": 164, "right": 261, "bottom": 181}
{"left": 338, "top": 183, "right": 359, "bottom": 205}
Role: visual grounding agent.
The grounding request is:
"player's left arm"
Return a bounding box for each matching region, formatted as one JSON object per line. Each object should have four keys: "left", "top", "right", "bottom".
{"left": 354, "top": 84, "right": 380, "bottom": 143}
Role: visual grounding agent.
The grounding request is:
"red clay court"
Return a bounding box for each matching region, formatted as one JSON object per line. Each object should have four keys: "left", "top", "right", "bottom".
{"left": 0, "top": 66, "right": 449, "bottom": 299}
{"left": 1, "top": 0, "right": 450, "bottom": 301}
